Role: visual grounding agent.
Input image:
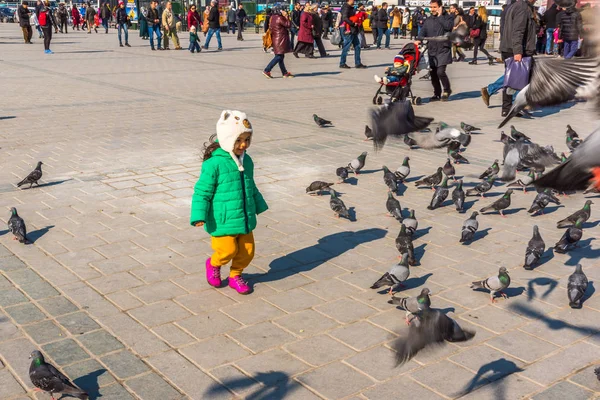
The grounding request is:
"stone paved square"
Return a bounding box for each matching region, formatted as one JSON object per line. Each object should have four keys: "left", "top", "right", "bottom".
{"left": 1, "top": 19, "right": 600, "bottom": 400}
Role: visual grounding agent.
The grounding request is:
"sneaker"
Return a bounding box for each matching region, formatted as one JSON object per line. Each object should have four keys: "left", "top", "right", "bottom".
{"left": 262, "top": 71, "right": 273, "bottom": 79}
{"left": 229, "top": 275, "right": 252, "bottom": 295}
{"left": 355, "top": 63, "right": 368, "bottom": 69}
{"left": 339, "top": 63, "right": 351, "bottom": 69}
{"left": 205, "top": 258, "right": 222, "bottom": 287}
{"left": 441, "top": 91, "right": 452, "bottom": 101}
{"left": 481, "top": 87, "right": 490, "bottom": 107}
{"left": 218, "top": 48, "right": 223, "bottom": 51}
{"left": 151, "top": 47, "right": 156, "bottom": 51}
{"left": 44, "top": 49, "right": 50, "bottom": 54}
{"left": 125, "top": 43, "right": 131, "bottom": 47}
{"left": 283, "top": 72, "right": 294, "bottom": 78}
{"left": 120, "top": 44, "right": 124, "bottom": 47}
{"left": 382, "top": 77, "right": 389, "bottom": 84}
{"left": 429, "top": 95, "right": 441, "bottom": 102}
{"left": 293, "top": 51, "right": 299, "bottom": 58}
{"left": 374, "top": 74, "right": 382, "bottom": 83}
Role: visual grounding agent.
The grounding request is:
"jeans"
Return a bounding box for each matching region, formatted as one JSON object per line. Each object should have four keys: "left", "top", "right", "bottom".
{"left": 228, "top": 21, "right": 236, "bottom": 34}
{"left": 189, "top": 40, "right": 201, "bottom": 52}
{"left": 430, "top": 64, "right": 450, "bottom": 96}
{"left": 290, "top": 26, "right": 298, "bottom": 49}
{"left": 340, "top": 32, "right": 361, "bottom": 66}
{"left": 264, "top": 53, "right": 288, "bottom": 74}
{"left": 148, "top": 24, "right": 162, "bottom": 49}
{"left": 563, "top": 40, "right": 578, "bottom": 59}
{"left": 118, "top": 23, "right": 128, "bottom": 45}
{"left": 36, "top": 25, "right": 43, "bottom": 37}
{"left": 488, "top": 75, "right": 518, "bottom": 100}
{"left": 59, "top": 18, "right": 68, "bottom": 33}
{"left": 205, "top": 27, "right": 222, "bottom": 49}
{"left": 376, "top": 27, "right": 390, "bottom": 48}
{"left": 545, "top": 28, "right": 555, "bottom": 54}
{"left": 237, "top": 21, "right": 244, "bottom": 39}
{"left": 418, "top": 25, "right": 422, "bottom": 36}
{"left": 102, "top": 19, "right": 108, "bottom": 32}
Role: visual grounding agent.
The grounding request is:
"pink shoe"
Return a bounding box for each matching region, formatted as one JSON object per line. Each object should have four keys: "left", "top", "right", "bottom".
{"left": 205, "top": 258, "right": 222, "bottom": 287}
{"left": 228, "top": 275, "right": 252, "bottom": 295}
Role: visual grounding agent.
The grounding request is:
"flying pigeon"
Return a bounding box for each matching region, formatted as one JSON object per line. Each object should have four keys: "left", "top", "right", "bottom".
{"left": 507, "top": 170, "right": 536, "bottom": 193}
{"left": 306, "top": 181, "right": 334, "bottom": 195}
{"left": 386, "top": 192, "right": 403, "bottom": 222}
{"left": 403, "top": 209, "right": 418, "bottom": 235}
{"left": 336, "top": 167, "right": 349, "bottom": 183}
{"left": 461, "top": 122, "right": 481, "bottom": 134}
{"left": 414, "top": 167, "right": 443, "bottom": 190}
{"left": 8, "top": 207, "right": 28, "bottom": 244}
{"left": 524, "top": 225, "right": 545, "bottom": 270}
{"left": 330, "top": 190, "right": 350, "bottom": 219}
{"left": 447, "top": 140, "right": 462, "bottom": 153}
{"left": 17, "top": 161, "right": 43, "bottom": 189}
{"left": 29, "top": 350, "right": 89, "bottom": 400}
{"left": 466, "top": 175, "right": 495, "bottom": 197}
{"left": 369, "top": 101, "right": 434, "bottom": 150}
{"left": 452, "top": 179, "right": 465, "bottom": 212}
{"left": 479, "top": 159, "right": 500, "bottom": 180}
{"left": 407, "top": 122, "right": 471, "bottom": 150}
{"left": 449, "top": 149, "right": 469, "bottom": 164}
{"left": 364, "top": 125, "right": 374, "bottom": 141}
{"left": 501, "top": 139, "right": 560, "bottom": 182}
{"left": 556, "top": 200, "right": 593, "bottom": 228}
{"left": 396, "top": 224, "right": 416, "bottom": 266}
{"left": 383, "top": 166, "right": 399, "bottom": 193}
{"left": 554, "top": 218, "right": 584, "bottom": 253}
{"left": 443, "top": 158, "right": 456, "bottom": 181}
{"left": 460, "top": 211, "right": 479, "bottom": 243}
{"left": 510, "top": 125, "right": 531, "bottom": 142}
{"left": 528, "top": 188, "right": 560, "bottom": 215}
{"left": 313, "top": 114, "right": 332, "bottom": 127}
{"left": 480, "top": 189, "right": 514, "bottom": 217}
{"left": 395, "top": 157, "right": 411, "bottom": 181}
{"left": 470, "top": 267, "right": 511, "bottom": 303}
{"left": 371, "top": 253, "right": 410, "bottom": 295}
{"left": 348, "top": 152, "right": 368, "bottom": 174}
{"left": 568, "top": 264, "right": 588, "bottom": 309}
{"left": 428, "top": 176, "right": 449, "bottom": 210}
{"left": 501, "top": 131, "right": 516, "bottom": 146}
{"left": 389, "top": 288, "right": 432, "bottom": 325}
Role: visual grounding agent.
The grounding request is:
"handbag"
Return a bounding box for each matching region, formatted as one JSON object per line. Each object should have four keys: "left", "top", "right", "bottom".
{"left": 330, "top": 28, "right": 342, "bottom": 45}
{"left": 262, "top": 29, "right": 272, "bottom": 49}
{"left": 469, "top": 28, "right": 480, "bottom": 38}
{"left": 503, "top": 56, "right": 533, "bottom": 90}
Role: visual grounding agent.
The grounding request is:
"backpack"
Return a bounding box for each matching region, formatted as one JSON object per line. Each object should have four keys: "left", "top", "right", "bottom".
{"left": 39, "top": 10, "right": 47, "bottom": 26}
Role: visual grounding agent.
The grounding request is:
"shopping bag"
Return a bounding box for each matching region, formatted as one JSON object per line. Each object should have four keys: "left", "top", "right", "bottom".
{"left": 330, "top": 28, "right": 342, "bottom": 46}
{"left": 503, "top": 56, "right": 532, "bottom": 91}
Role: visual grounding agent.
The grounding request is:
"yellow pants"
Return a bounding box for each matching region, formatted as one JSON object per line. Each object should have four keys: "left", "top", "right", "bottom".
{"left": 210, "top": 233, "right": 255, "bottom": 277}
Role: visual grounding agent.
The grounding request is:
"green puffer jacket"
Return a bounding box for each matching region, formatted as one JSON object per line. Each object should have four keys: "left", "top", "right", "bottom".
{"left": 190, "top": 147, "right": 268, "bottom": 237}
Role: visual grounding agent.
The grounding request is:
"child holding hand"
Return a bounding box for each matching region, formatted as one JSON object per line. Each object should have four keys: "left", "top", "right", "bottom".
{"left": 191, "top": 110, "right": 268, "bottom": 295}
{"left": 189, "top": 25, "right": 201, "bottom": 53}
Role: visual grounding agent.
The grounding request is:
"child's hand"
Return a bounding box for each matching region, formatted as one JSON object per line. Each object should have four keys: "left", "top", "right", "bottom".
{"left": 195, "top": 221, "right": 204, "bottom": 227}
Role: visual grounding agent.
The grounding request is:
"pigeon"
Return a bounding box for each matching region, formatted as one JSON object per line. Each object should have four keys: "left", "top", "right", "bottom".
{"left": 554, "top": 218, "right": 584, "bottom": 253}
{"left": 443, "top": 158, "right": 456, "bottom": 181}
{"left": 17, "top": 161, "right": 43, "bottom": 189}
{"left": 428, "top": 176, "right": 450, "bottom": 210}
{"left": 470, "top": 267, "right": 511, "bottom": 303}
{"left": 370, "top": 101, "right": 434, "bottom": 150}
{"left": 330, "top": 190, "right": 350, "bottom": 219}
{"left": 480, "top": 189, "right": 514, "bottom": 217}
{"left": 449, "top": 149, "right": 469, "bottom": 164}
{"left": 395, "top": 157, "right": 411, "bottom": 181}
{"left": 479, "top": 159, "right": 500, "bottom": 180}
{"left": 466, "top": 175, "right": 495, "bottom": 197}
{"left": 501, "top": 131, "right": 516, "bottom": 146}
{"left": 391, "top": 307, "right": 475, "bottom": 366}
{"left": 566, "top": 124, "right": 579, "bottom": 139}
{"left": 306, "top": 181, "right": 334, "bottom": 195}
{"left": 371, "top": 253, "right": 410, "bottom": 295}
{"left": 447, "top": 140, "right": 462, "bottom": 153}
{"left": 382, "top": 166, "right": 399, "bottom": 193}
{"left": 389, "top": 288, "right": 432, "bottom": 325}
{"left": 507, "top": 170, "right": 536, "bottom": 193}
{"left": 567, "top": 134, "right": 583, "bottom": 152}
{"left": 407, "top": 122, "right": 471, "bottom": 150}
{"left": 460, "top": 211, "right": 479, "bottom": 243}
{"left": 336, "top": 167, "right": 349, "bottom": 183}
{"left": 8, "top": 207, "right": 28, "bottom": 244}
{"left": 404, "top": 134, "right": 418, "bottom": 149}
{"left": 29, "top": 350, "right": 89, "bottom": 400}
{"left": 568, "top": 264, "right": 588, "bottom": 309}
{"left": 560, "top": 152, "right": 569, "bottom": 163}
{"left": 528, "top": 188, "right": 560, "bottom": 215}
{"left": 452, "top": 179, "right": 465, "bottom": 212}
{"left": 396, "top": 224, "right": 416, "bottom": 266}
{"left": 510, "top": 125, "right": 531, "bottom": 142}
{"left": 414, "top": 167, "right": 443, "bottom": 190}
{"left": 348, "top": 152, "right": 368, "bottom": 174}
{"left": 501, "top": 139, "right": 560, "bottom": 182}
{"left": 403, "top": 209, "right": 418, "bottom": 235}
{"left": 461, "top": 122, "right": 481, "bottom": 134}
{"left": 364, "top": 125, "right": 374, "bottom": 141}
{"left": 313, "top": 114, "right": 332, "bottom": 127}
{"left": 524, "top": 225, "right": 545, "bottom": 270}
{"left": 556, "top": 200, "right": 593, "bottom": 228}
{"left": 386, "top": 192, "right": 403, "bottom": 222}
{"left": 583, "top": 184, "right": 600, "bottom": 194}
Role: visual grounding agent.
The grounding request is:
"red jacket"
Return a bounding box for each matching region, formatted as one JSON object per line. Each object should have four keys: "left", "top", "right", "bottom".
{"left": 298, "top": 11, "right": 313, "bottom": 44}
{"left": 270, "top": 14, "right": 291, "bottom": 54}
{"left": 72, "top": 6, "right": 80, "bottom": 23}
{"left": 187, "top": 10, "right": 202, "bottom": 30}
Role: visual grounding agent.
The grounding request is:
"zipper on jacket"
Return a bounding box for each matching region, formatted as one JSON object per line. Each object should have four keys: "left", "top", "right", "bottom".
{"left": 239, "top": 171, "right": 249, "bottom": 234}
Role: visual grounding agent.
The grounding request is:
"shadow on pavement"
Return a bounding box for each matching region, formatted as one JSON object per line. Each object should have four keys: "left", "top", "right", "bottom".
{"left": 28, "top": 225, "right": 55, "bottom": 244}
{"left": 73, "top": 368, "right": 108, "bottom": 399}
{"left": 527, "top": 277, "right": 558, "bottom": 301}
{"left": 509, "top": 303, "right": 600, "bottom": 335}
{"left": 458, "top": 358, "right": 524, "bottom": 399}
{"left": 205, "top": 371, "right": 302, "bottom": 400}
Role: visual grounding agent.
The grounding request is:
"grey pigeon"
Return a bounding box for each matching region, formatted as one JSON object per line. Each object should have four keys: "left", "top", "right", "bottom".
{"left": 480, "top": 189, "right": 514, "bottom": 217}
{"left": 391, "top": 307, "right": 475, "bottom": 366}
{"left": 396, "top": 224, "right": 416, "bottom": 266}
{"left": 596, "top": 367, "right": 600, "bottom": 382}
{"left": 447, "top": 140, "right": 462, "bottom": 153}
{"left": 452, "top": 180, "right": 465, "bottom": 212}
{"left": 371, "top": 253, "right": 410, "bottom": 295}
{"left": 306, "top": 181, "right": 334, "bottom": 195}
{"left": 369, "top": 101, "right": 434, "bottom": 150}
{"left": 443, "top": 158, "right": 456, "bottom": 181}
{"left": 414, "top": 167, "right": 443, "bottom": 190}
{"left": 17, "top": 161, "right": 43, "bottom": 189}
{"left": 470, "top": 267, "right": 511, "bottom": 303}
{"left": 404, "top": 134, "right": 418, "bottom": 149}
{"left": 364, "top": 125, "right": 373, "bottom": 141}
{"left": 507, "top": 170, "right": 536, "bottom": 193}
{"left": 386, "top": 192, "right": 403, "bottom": 222}
{"left": 566, "top": 124, "right": 579, "bottom": 139}
{"left": 313, "top": 114, "right": 332, "bottom": 127}
{"left": 383, "top": 165, "right": 398, "bottom": 193}
{"left": 554, "top": 218, "right": 584, "bottom": 253}
{"left": 567, "top": 134, "right": 582, "bottom": 152}
{"left": 557, "top": 200, "right": 593, "bottom": 228}
{"left": 449, "top": 149, "right": 469, "bottom": 164}
{"left": 8, "top": 207, "right": 27, "bottom": 244}
{"left": 528, "top": 189, "right": 560, "bottom": 215}
{"left": 395, "top": 157, "right": 411, "bottom": 181}
{"left": 461, "top": 121, "right": 481, "bottom": 134}
{"left": 428, "top": 176, "right": 449, "bottom": 210}
{"left": 348, "top": 152, "right": 368, "bottom": 174}
{"left": 524, "top": 225, "right": 545, "bottom": 270}
{"left": 568, "top": 264, "right": 588, "bottom": 309}
{"left": 510, "top": 125, "right": 531, "bottom": 142}
{"left": 29, "top": 350, "right": 88, "bottom": 400}
{"left": 479, "top": 159, "right": 500, "bottom": 180}
{"left": 466, "top": 175, "right": 495, "bottom": 197}
{"left": 408, "top": 122, "right": 471, "bottom": 150}
{"left": 330, "top": 190, "right": 350, "bottom": 219}
{"left": 389, "top": 288, "right": 432, "bottom": 325}
{"left": 501, "top": 139, "right": 560, "bottom": 182}
{"left": 460, "top": 211, "right": 479, "bottom": 243}
{"left": 403, "top": 209, "right": 418, "bottom": 236}
{"left": 336, "top": 167, "right": 349, "bottom": 183}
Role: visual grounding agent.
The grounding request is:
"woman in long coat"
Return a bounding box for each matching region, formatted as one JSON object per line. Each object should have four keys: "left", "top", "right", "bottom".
{"left": 391, "top": 7, "right": 401, "bottom": 39}
{"left": 71, "top": 5, "right": 80, "bottom": 30}
{"left": 293, "top": 3, "right": 315, "bottom": 58}
{"left": 263, "top": 7, "right": 293, "bottom": 78}
{"left": 139, "top": 6, "right": 148, "bottom": 39}
{"left": 310, "top": 4, "right": 327, "bottom": 57}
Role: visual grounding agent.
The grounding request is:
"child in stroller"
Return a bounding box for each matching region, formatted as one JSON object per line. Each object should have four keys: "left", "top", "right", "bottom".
{"left": 374, "top": 54, "right": 410, "bottom": 85}
{"left": 372, "top": 43, "right": 422, "bottom": 105}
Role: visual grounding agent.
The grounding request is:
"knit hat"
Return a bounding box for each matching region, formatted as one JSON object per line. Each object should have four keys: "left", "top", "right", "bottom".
{"left": 394, "top": 55, "right": 404, "bottom": 63}
{"left": 216, "top": 110, "right": 253, "bottom": 171}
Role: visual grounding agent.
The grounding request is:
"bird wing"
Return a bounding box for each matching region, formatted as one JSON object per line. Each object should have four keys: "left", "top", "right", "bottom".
{"left": 370, "top": 102, "right": 434, "bottom": 150}
{"left": 501, "top": 147, "right": 520, "bottom": 181}
{"left": 391, "top": 310, "right": 447, "bottom": 365}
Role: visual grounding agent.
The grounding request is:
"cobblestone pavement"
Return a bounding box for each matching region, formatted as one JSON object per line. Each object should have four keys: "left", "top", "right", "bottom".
{"left": 1, "top": 24, "right": 599, "bottom": 400}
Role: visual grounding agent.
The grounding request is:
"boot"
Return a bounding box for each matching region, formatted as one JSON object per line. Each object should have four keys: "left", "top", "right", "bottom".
{"left": 468, "top": 59, "right": 477, "bottom": 65}
{"left": 488, "top": 57, "right": 494, "bottom": 65}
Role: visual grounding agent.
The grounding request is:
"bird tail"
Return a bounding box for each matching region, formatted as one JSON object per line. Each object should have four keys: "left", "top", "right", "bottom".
{"left": 450, "top": 325, "right": 476, "bottom": 342}
{"left": 391, "top": 209, "right": 403, "bottom": 222}
{"left": 465, "top": 189, "right": 478, "bottom": 196}
{"left": 554, "top": 242, "right": 567, "bottom": 254}
{"left": 387, "top": 296, "right": 408, "bottom": 309}
{"left": 569, "top": 301, "right": 582, "bottom": 309}
{"left": 498, "top": 90, "right": 528, "bottom": 128}
{"left": 16, "top": 179, "right": 26, "bottom": 187}
{"left": 479, "top": 205, "right": 492, "bottom": 213}
{"left": 371, "top": 272, "right": 394, "bottom": 289}
{"left": 533, "top": 160, "right": 592, "bottom": 192}
{"left": 460, "top": 230, "right": 473, "bottom": 243}
{"left": 506, "top": 181, "right": 522, "bottom": 188}
{"left": 61, "top": 385, "right": 88, "bottom": 400}
{"left": 556, "top": 219, "right": 571, "bottom": 229}
{"left": 527, "top": 204, "right": 540, "bottom": 214}
{"left": 470, "top": 280, "right": 485, "bottom": 289}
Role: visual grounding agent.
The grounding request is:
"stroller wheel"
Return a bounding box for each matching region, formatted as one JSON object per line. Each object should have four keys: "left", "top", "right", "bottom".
{"left": 415, "top": 97, "right": 422, "bottom": 105}
{"left": 377, "top": 96, "right": 383, "bottom": 105}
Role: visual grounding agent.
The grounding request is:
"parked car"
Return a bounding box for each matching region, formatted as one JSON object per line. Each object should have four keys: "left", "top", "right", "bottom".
{"left": 0, "top": 7, "right": 16, "bottom": 23}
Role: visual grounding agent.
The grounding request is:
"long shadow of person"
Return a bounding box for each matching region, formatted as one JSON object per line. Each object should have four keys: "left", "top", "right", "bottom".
{"left": 527, "top": 277, "right": 559, "bottom": 301}
{"left": 73, "top": 368, "right": 108, "bottom": 399}
{"left": 204, "top": 371, "right": 301, "bottom": 400}
{"left": 458, "top": 358, "right": 524, "bottom": 398}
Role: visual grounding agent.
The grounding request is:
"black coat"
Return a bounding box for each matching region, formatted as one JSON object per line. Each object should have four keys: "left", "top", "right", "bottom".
{"left": 207, "top": 6, "right": 220, "bottom": 29}
{"left": 473, "top": 15, "right": 488, "bottom": 40}
{"left": 419, "top": 12, "right": 454, "bottom": 67}
{"left": 312, "top": 11, "right": 323, "bottom": 35}
{"left": 147, "top": 7, "right": 160, "bottom": 26}
{"left": 375, "top": 8, "right": 388, "bottom": 29}
{"left": 499, "top": 0, "right": 536, "bottom": 57}
{"left": 341, "top": 2, "right": 357, "bottom": 34}
{"left": 116, "top": 7, "right": 128, "bottom": 24}
{"left": 18, "top": 5, "right": 31, "bottom": 27}
{"left": 543, "top": 3, "right": 559, "bottom": 29}
{"left": 559, "top": 8, "right": 582, "bottom": 41}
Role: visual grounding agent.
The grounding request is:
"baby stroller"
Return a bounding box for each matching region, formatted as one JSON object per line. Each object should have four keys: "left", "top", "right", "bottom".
{"left": 372, "top": 42, "right": 424, "bottom": 106}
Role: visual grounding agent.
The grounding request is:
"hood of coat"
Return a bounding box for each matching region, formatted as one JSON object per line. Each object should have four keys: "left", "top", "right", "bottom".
{"left": 216, "top": 110, "right": 253, "bottom": 172}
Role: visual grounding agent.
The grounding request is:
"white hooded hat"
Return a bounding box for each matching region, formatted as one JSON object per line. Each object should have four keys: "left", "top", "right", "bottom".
{"left": 216, "top": 110, "right": 253, "bottom": 171}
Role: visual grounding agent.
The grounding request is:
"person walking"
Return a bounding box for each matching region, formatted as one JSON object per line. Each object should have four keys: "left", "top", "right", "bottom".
{"left": 204, "top": 0, "right": 222, "bottom": 50}
{"left": 391, "top": 7, "right": 401, "bottom": 39}
{"left": 236, "top": 3, "right": 247, "bottom": 41}
{"left": 543, "top": 2, "right": 559, "bottom": 55}
{"left": 57, "top": 2, "right": 68, "bottom": 33}
{"left": 469, "top": 6, "right": 495, "bottom": 64}
{"left": 189, "top": 25, "right": 201, "bottom": 52}
{"left": 410, "top": 8, "right": 419, "bottom": 39}
{"left": 71, "top": 3, "right": 80, "bottom": 30}
{"left": 187, "top": 4, "right": 201, "bottom": 32}
{"left": 18, "top": 1, "right": 33, "bottom": 44}
{"left": 162, "top": 1, "right": 181, "bottom": 50}
{"left": 416, "top": 0, "right": 454, "bottom": 101}
{"left": 369, "top": 6, "right": 378, "bottom": 45}
{"left": 147, "top": 0, "right": 162, "bottom": 50}
{"left": 100, "top": 1, "right": 111, "bottom": 33}
{"left": 139, "top": 6, "right": 148, "bottom": 39}
{"left": 30, "top": 9, "right": 43, "bottom": 38}
{"left": 226, "top": 2, "right": 236, "bottom": 34}
{"left": 310, "top": 3, "right": 328, "bottom": 57}
{"left": 263, "top": 6, "right": 294, "bottom": 78}
{"left": 449, "top": 4, "right": 466, "bottom": 62}
{"left": 357, "top": 2, "right": 369, "bottom": 49}
{"left": 417, "top": 8, "right": 427, "bottom": 36}
{"left": 116, "top": 0, "right": 130, "bottom": 47}
{"left": 340, "top": 0, "right": 366, "bottom": 69}
{"left": 558, "top": 4, "right": 582, "bottom": 59}
{"left": 290, "top": 2, "right": 301, "bottom": 49}
{"left": 85, "top": 3, "right": 97, "bottom": 33}
{"left": 293, "top": 3, "right": 314, "bottom": 58}
{"left": 402, "top": 7, "right": 410, "bottom": 37}
{"left": 321, "top": 4, "right": 332, "bottom": 39}
{"left": 202, "top": 5, "right": 210, "bottom": 36}
{"left": 38, "top": 0, "right": 56, "bottom": 53}
{"left": 375, "top": 1, "right": 391, "bottom": 49}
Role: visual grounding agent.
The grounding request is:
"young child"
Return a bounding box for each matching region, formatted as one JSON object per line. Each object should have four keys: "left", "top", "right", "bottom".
{"left": 341, "top": 9, "right": 367, "bottom": 34}
{"left": 190, "top": 110, "right": 268, "bottom": 295}
{"left": 189, "top": 25, "right": 201, "bottom": 53}
{"left": 374, "top": 54, "right": 411, "bottom": 85}
{"left": 553, "top": 27, "right": 562, "bottom": 57}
